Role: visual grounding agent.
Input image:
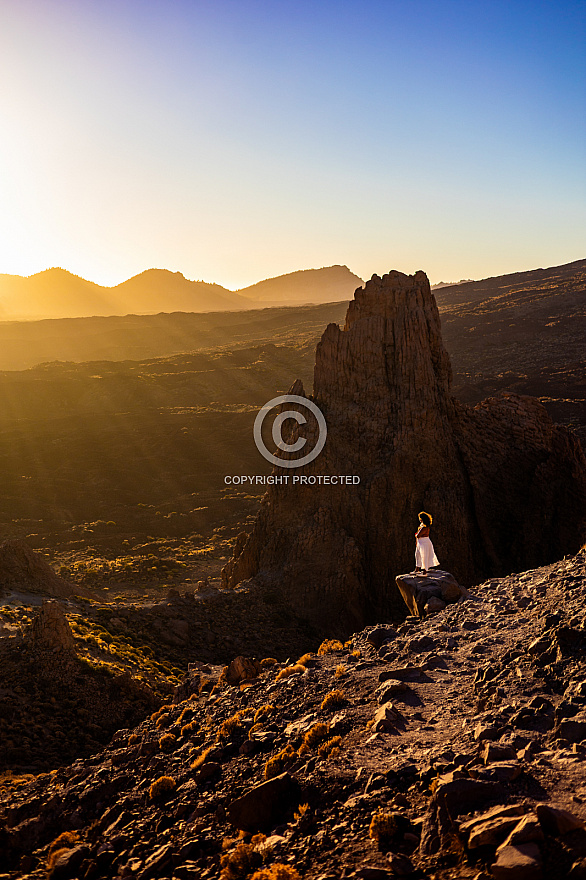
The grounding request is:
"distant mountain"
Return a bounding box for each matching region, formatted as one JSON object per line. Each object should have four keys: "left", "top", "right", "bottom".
{"left": 237, "top": 265, "right": 363, "bottom": 303}
{"left": 0, "top": 268, "right": 249, "bottom": 321}
{"left": 0, "top": 265, "right": 363, "bottom": 321}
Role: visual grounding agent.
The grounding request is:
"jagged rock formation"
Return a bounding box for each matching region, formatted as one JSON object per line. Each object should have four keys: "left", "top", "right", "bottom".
{"left": 29, "top": 600, "right": 76, "bottom": 653}
{"left": 222, "top": 270, "right": 586, "bottom": 635}
{"left": 0, "top": 540, "right": 73, "bottom": 599}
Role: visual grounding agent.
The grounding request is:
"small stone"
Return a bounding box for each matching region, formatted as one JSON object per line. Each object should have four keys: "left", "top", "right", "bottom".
{"left": 376, "top": 680, "right": 409, "bottom": 703}
{"left": 498, "top": 815, "right": 544, "bottom": 850}
{"left": 475, "top": 723, "right": 500, "bottom": 742}
{"left": 368, "top": 627, "right": 397, "bottom": 649}
{"left": 482, "top": 743, "right": 516, "bottom": 764}
{"left": 491, "top": 843, "right": 542, "bottom": 880}
{"left": 373, "top": 704, "right": 402, "bottom": 732}
{"left": 386, "top": 851, "right": 415, "bottom": 874}
{"left": 468, "top": 815, "right": 525, "bottom": 849}
{"left": 425, "top": 596, "right": 446, "bottom": 613}
{"left": 535, "top": 803, "right": 586, "bottom": 835}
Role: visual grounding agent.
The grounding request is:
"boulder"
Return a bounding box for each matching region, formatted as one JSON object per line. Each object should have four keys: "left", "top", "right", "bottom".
{"left": 491, "top": 843, "right": 542, "bottom": 880}
{"left": 396, "top": 571, "right": 467, "bottom": 618}
{"left": 226, "top": 772, "right": 301, "bottom": 832}
{"left": 420, "top": 779, "right": 507, "bottom": 855}
{"left": 373, "top": 703, "right": 402, "bottom": 732}
{"left": 535, "top": 803, "right": 586, "bottom": 836}
{"left": 226, "top": 656, "right": 262, "bottom": 685}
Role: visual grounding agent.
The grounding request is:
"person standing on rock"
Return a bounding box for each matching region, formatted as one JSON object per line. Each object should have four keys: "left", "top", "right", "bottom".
{"left": 413, "top": 511, "right": 439, "bottom": 576}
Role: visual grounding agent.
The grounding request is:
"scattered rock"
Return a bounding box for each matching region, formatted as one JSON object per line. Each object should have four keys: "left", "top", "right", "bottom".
{"left": 491, "top": 843, "right": 542, "bottom": 880}
{"left": 226, "top": 772, "right": 301, "bottom": 832}
{"left": 226, "top": 656, "right": 261, "bottom": 685}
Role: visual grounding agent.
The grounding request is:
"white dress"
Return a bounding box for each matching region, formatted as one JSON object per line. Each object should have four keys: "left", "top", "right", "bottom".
{"left": 415, "top": 536, "right": 439, "bottom": 570}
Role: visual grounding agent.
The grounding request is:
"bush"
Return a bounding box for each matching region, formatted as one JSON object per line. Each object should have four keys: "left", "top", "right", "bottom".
{"left": 253, "top": 704, "right": 275, "bottom": 724}
{"left": 149, "top": 775, "right": 176, "bottom": 799}
{"left": 317, "top": 735, "right": 342, "bottom": 759}
{"left": 275, "top": 664, "right": 305, "bottom": 681}
{"left": 250, "top": 866, "right": 301, "bottom": 880}
{"left": 260, "top": 657, "right": 278, "bottom": 668}
{"left": 191, "top": 746, "right": 213, "bottom": 770}
{"left": 296, "top": 653, "right": 313, "bottom": 666}
{"left": 318, "top": 639, "right": 344, "bottom": 655}
{"left": 298, "top": 722, "right": 330, "bottom": 755}
{"left": 335, "top": 664, "right": 347, "bottom": 678}
{"left": 181, "top": 720, "right": 197, "bottom": 737}
{"left": 369, "top": 809, "right": 399, "bottom": 844}
{"left": 264, "top": 743, "right": 296, "bottom": 780}
{"left": 155, "top": 712, "right": 171, "bottom": 729}
{"left": 46, "top": 832, "right": 80, "bottom": 869}
{"left": 219, "top": 715, "right": 244, "bottom": 739}
{"left": 159, "top": 733, "right": 176, "bottom": 752}
{"left": 321, "top": 689, "right": 347, "bottom": 711}
{"left": 220, "top": 842, "right": 262, "bottom": 879}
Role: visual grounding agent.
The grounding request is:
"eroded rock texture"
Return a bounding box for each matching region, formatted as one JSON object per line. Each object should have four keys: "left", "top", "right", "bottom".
{"left": 222, "top": 271, "right": 586, "bottom": 635}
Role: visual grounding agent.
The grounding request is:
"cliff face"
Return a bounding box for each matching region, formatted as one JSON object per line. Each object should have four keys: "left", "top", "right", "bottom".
{"left": 222, "top": 271, "right": 586, "bottom": 635}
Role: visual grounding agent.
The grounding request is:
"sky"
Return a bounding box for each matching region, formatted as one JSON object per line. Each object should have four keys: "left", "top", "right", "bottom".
{"left": 0, "top": 0, "right": 584, "bottom": 289}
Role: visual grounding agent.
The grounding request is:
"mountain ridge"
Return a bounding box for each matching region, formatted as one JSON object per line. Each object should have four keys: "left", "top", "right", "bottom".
{"left": 0, "top": 265, "right": 363, "bottom": 321}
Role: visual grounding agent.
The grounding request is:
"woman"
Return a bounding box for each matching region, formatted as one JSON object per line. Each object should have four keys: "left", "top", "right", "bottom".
{"left": 413, "top": 511, "right": 439, "bottom": 576}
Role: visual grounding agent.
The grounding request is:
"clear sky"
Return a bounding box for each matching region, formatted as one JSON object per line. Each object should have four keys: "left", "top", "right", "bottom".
{"left": 0, "top": 0, "right": 584, "bottom": 288}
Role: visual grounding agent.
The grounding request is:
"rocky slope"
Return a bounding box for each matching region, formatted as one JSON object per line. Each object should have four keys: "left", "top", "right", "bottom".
{"left": 2, "top": 550, "right": 586, "bottom": 879}
{"left": 222, "top": 271, "right": 586, "bottom": 634}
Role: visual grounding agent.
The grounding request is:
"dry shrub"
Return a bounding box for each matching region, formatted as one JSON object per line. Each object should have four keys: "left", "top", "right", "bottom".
{"left": 191, "top": 746, "right": 213, "bottom": 770}
{"left": 149, "top": 775, "right": 176, "bottom": 799}
{"left": 158, "top": 733, "right": 176, "bottom": 752}
{"left": 320, "top": 689, "right": 347, "bottom": 711}
{"left": 248, "top": 722, "right": 264, "bottom": 739}
{"left": 317, "top": 735, "right": 342, "bottom": 759}
{"left": 275, "top": 664, "right": 305, "bottom": 681}
{"left": 250, "top": 866, "right": 301, "bottom": 880}
{"left": 350, "top": 649, "right": 362, "bottom": 659}
{"left": 334, "top": 664, "right": 347, "bottom": 678}
{"left": 219, "top": 714, "right": 244, "bottom": 739}
{"left": 264, "top": 743, "right": 296, "bottom": 779}
{"left": 127, "top": 733, "right": 140, "bottom": 745}
{"left": 369, "top": 809, "right": 399, "bottom": 844}
{"left": 46, "top": 832, "right": 80, "bottom": 868}
{"left": 253, "top": 704, "right": 275, "bottom": 723}
{"left": 177, "top": 706, "right": 194, "bottom": 724}
{"left": 317, "top": 639, "right": 344, "bottom": 655}
{"left": 155, "top": 712, "right": 172, "bottom": 729}
{"left": 296, "top": 653, "right": 313, "bottom": 666}
{"left": 151, "top": 703, "right": 172, "bottom": 721}
{"left": 294, "top": 802, "right": 310, "bottom": 821}
{"left": 181, "top": 720, "right": 197, "bottom": 737}
{"left": 220, "top": 842, "right": 262, "bottom": 879}
{"left": 298, "top": 722, "right": 330, "bottom": 755}
{"left": 260, "top": 657, "right": 278, "bottom": 668}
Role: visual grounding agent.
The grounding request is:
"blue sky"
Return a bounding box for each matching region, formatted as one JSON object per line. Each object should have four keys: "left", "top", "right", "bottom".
{"left": 0, "top": 0, "right": 584, "bottom": 287}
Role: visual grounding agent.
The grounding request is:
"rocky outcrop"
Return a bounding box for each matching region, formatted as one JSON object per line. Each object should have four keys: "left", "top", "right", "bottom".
{"left": 0, "top": 540, "right": 73, "bottom": 599}
{"left": 29, "top": 600, "right": 76, "bottom": 654}
{"left": 222, "top": 270, "right": 586, "bottom": 635}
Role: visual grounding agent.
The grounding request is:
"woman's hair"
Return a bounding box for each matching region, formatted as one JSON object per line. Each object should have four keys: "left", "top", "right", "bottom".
{"left": 418, "top": 511, "right": 432, "bottom": 526}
